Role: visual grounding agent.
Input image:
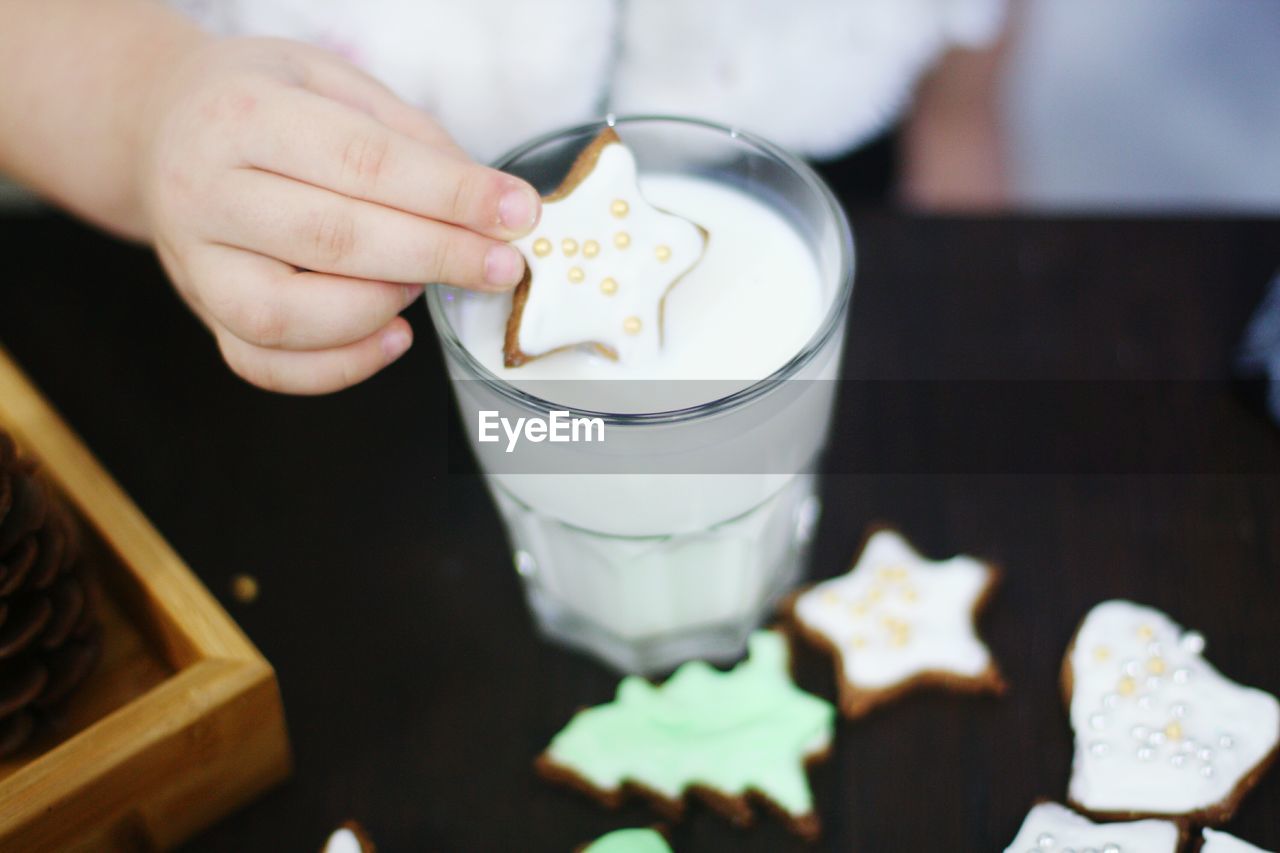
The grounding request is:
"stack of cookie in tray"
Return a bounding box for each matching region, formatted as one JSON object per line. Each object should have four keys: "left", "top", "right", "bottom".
{"left": 0, "top": 428, "right": 102, "bottom": 757}
{"left": 537, "top": 525, "right": 1277, "bottom": 852}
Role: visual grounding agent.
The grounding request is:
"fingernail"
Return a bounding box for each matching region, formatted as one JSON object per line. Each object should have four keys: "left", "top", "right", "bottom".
{"left": 382, "top": 327, "right": 412, "bottom": 363}
{"left": 485, "top": 244, "right": 524, "bottom": 288}
{"left": 402, "top": 284, "right": 424, "bottom": 308}
{"left": 498, "top": 185, "right": 539, "bottom": 232}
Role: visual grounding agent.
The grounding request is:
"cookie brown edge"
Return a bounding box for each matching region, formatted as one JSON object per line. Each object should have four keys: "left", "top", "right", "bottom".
{"left": 503, "top": 127, "right": 623, "bottom": 368}
{"left": 781, "top": 522, "right": 1008, "bottom": 721}
{"left": 534, "top": 631, "right": 830, "bottom": 842}
{"left": 1010, "top": 797, "right": 1191, "bottom": 850}
{"left": 1059, "top": 606, "right": 1280, "bottom": 831}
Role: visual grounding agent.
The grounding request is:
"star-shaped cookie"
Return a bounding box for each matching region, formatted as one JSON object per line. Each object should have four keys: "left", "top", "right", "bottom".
{"left": 1002, "top": 801, "right": 1180, "bottom": 853}
{"left": 788, "top": 527, "right": 1006, "bottom": 718}
{"left": 504, "top": 127, "right": 707, "bottom": 367}
{"left": 1062, "top": 600, "right": 1280, "bottom": 825}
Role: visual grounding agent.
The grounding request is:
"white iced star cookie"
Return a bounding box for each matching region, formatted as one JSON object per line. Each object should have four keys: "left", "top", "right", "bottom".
{"left": 788, "top": 527, "right": 1005, "bottom": 718}
{"left": 1063, "top": 600, "right": 1280, "bottom": 825}
{"left": 1002, "top": 801, "right": 1180, "bottom": 853}
{"left": 503, "top": 127, "right": 707, "bottom": 367}
{"left": 1202, "top": 828, "right": 1275, "bottom": 853}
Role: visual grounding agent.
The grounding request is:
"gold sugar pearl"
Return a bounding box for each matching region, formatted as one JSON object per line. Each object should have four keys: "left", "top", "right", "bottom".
{"left": 1165, "top": 721, "right": 1183, "bottom": 741}
{"left": 567, "top": 266, "right": 585, "bottom": 284}
{"left": 852, "top": 635, "right": 869, "bottom": 649}
{"left": 231, "top": 573, "right": 259, "bottom": 604}
{"left": 562, "top": 238, "right": 579, "bottom": 257}
{"left": 532, "top": 238, "right": 552, "bottom": 258}
{"left": 901, "top": 585, "right": 918, "bottom": 602}
{"left": 599, "top": 277, "right": 618, "bottom": 295}
{"left": 1117, "top": 676, "right": 1137, "bottom": 696}
{"left": 582, "top": 239, "right": 600, "bottom": 258}
{"left": 1137, "top": 625, "right": 1155, "bottom": 641}
{"left": 614, "top": 231, "right": 631, "bottom": 250}
{"left": 1147, "top": 657, "right": 1166, "bottom": 674}
{"left": 610, "top": 198, "right": 629, "bottom": 218}
{"left": 655, "top": 244, "right": 672, "bottom": 262}
{"left": 1093, "top": 645, "right": 1112, "bottom": 662}
{"left": 622, "top": 316, "right": 642, "bottom": 335}
{"left": 821, "top": 591, "right": 840, "bottom": 605}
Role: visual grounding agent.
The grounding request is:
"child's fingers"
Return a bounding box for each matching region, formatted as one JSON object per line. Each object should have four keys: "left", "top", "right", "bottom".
{"left": 241, "top": 87, "right": 539, "bottom": 238}
{"left": 214, "top": 315, "right": 414, "bottom": 395}
{"left": 295, "top": 55, "right": 471, "bottom": 161}
{"left": 186, "top": 244, "right": 421, "bottom": 351}
{"left": 209, "top": 168, "right": 525, "bottom": 290}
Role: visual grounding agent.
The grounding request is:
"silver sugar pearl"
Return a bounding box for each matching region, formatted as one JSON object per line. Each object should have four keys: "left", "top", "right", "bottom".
{"left": 1147, "top": 731, "right": 1166, "bottom": 746}
{"left": 1090, "top": 741, "right": 1110, "bottom": 757}
{"left": 1137, "top": 695, "right": 1154, "bottom": 711}
{"left": 1089, "top": 713, "right": 1108, "bottom": 730}
{"left": 1145, "top": 675, "right": 1162, "bottom": 690}
{"left": 1172, "top": 667, "right": 1192, "bottom": 684}
{"left": 1103, "top": 692, "right": 1121, "bottom": 709}
{"left": 1037, "top": 832, "right": 1056, "bottom": 848}
{"left": 1103, "top": 845, "right": 1122, "bottom": 853}
{"left": 1170, "top": 753, "right": 1186, "bottom": 768}
{"left": 1200, "top": 765, "right": 1214, "bottom": 778}
{"left": 1137, "top": 746, "right": 1155, "bottom": 761}
{"left": 1146, "top": 642, "right": 1163, "bottom": 657}
{"left": 1170, "top": 703, "right": 1188, "bottom": 719}
{"left": 1197, "top": 747, "right": 1213, "bottom": 762}
{"left": 1131, "top": 725, "right": 1150, "bottom": 741}
{"left": 1180, "top": 631, "right": 1206, "bottom": 654}
{"left": 1123, "top": 659, "right": 1142, "bottom": 677}
{"left": 1218, "top": 734, "right": 1235, "bottom": 750}
{"left": 1178, "top": 740, "right": 1196, "bottom": 754}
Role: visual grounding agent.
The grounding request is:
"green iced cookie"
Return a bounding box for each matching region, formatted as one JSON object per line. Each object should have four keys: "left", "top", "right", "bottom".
{"left": 582, "top": 827, "right": 672, "bottom": 853}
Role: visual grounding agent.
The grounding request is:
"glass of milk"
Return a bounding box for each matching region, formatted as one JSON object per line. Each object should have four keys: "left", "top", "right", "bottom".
{"left": 427, "top": 117, "right": 854, "bottom": 673}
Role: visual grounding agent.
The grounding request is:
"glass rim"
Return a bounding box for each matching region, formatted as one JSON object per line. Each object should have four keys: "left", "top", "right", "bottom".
{"left": 425, "top": 114, "right": 855, "bottom": 427}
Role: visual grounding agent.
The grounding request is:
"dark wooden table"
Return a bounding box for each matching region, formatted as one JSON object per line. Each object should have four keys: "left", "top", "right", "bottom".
{"left": 1, "top": 210, "right": 1277, "bottom": 851}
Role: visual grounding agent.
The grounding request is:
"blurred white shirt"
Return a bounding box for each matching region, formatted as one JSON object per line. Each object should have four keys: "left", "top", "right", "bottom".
{"left": 1004, "top": 0, "right": 1280, "bottom": 212}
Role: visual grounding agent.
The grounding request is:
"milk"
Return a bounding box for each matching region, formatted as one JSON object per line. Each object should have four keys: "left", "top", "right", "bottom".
{"left": 436, "top": 171, "right": 848, "bottom": 672}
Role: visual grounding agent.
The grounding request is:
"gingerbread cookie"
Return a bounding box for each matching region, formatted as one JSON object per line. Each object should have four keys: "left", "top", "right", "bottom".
{"left": 1062, "top": 600, "right": 1280, "bottom": 825}
{"left": 1002, "top": 801, "right": 1180, "bottom": 853}
{"left": 581, "top": 828, "right": 672, "bottom": 853}
{"left": 322, "top": 821, "right": 374, "bottom": 853}
{"left": 787, "top": 527, "right": 1005, "bottom": 718}
{"left": 537, "top": 630, "right": 834, "bottom": 840}
{"left": 504, "top": 127, "right": 707, "bottom": 367}
{"left": 1201, "top": 829, "right": 1275, "bottom": 853}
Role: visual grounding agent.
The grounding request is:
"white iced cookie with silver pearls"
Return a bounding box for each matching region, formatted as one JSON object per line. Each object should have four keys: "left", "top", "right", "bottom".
{"left": 791, "top": 528, "right": 1004, "bottom": 717}
{"left": 1201, "top": 828, "right": 1275, "bottom": 853}
{"left": 1002, "top": 801, "right": 1179, "bottom": 853}
{"left": 505, "top": 129, "right": 706, "bottom": 367}
{"left": 1065, "top": 600, "right": 1280, "bottom": 821}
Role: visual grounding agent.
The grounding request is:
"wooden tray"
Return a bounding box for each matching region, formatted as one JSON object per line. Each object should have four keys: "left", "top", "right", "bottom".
{"left": 0, "top": 345, "right": 291, "bottom": 851}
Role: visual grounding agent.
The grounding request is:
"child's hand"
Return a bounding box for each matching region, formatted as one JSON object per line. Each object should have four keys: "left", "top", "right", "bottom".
{"left": 140, "top": 38, "right": 540, "bottom": 394}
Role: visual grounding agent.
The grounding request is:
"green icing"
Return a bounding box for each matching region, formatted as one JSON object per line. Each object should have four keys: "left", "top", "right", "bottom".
{"left": 582, "top": 828, "right": 672, "bottom": 853}
{"left": 546, "top": 631, "right": 834, "bottom": 817}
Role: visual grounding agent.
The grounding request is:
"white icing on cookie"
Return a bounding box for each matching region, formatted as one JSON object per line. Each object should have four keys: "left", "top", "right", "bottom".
{"left": 793, "top": 529, "right": 997, "bottom": 691}
{"left": 1202, "top": 828, "right": 1275, "bottom": 853}
{"left": 1002, "top": 801, "right": 1179, "bottom": 853}
{"left": 1067, "top": 600, "right": 1280, "bottom": 817}
{"left": 511, "top": 138, "right": 706, "bottom": 364}
{"left": 323, "top": 828, "right": 364, "bottom": 853}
